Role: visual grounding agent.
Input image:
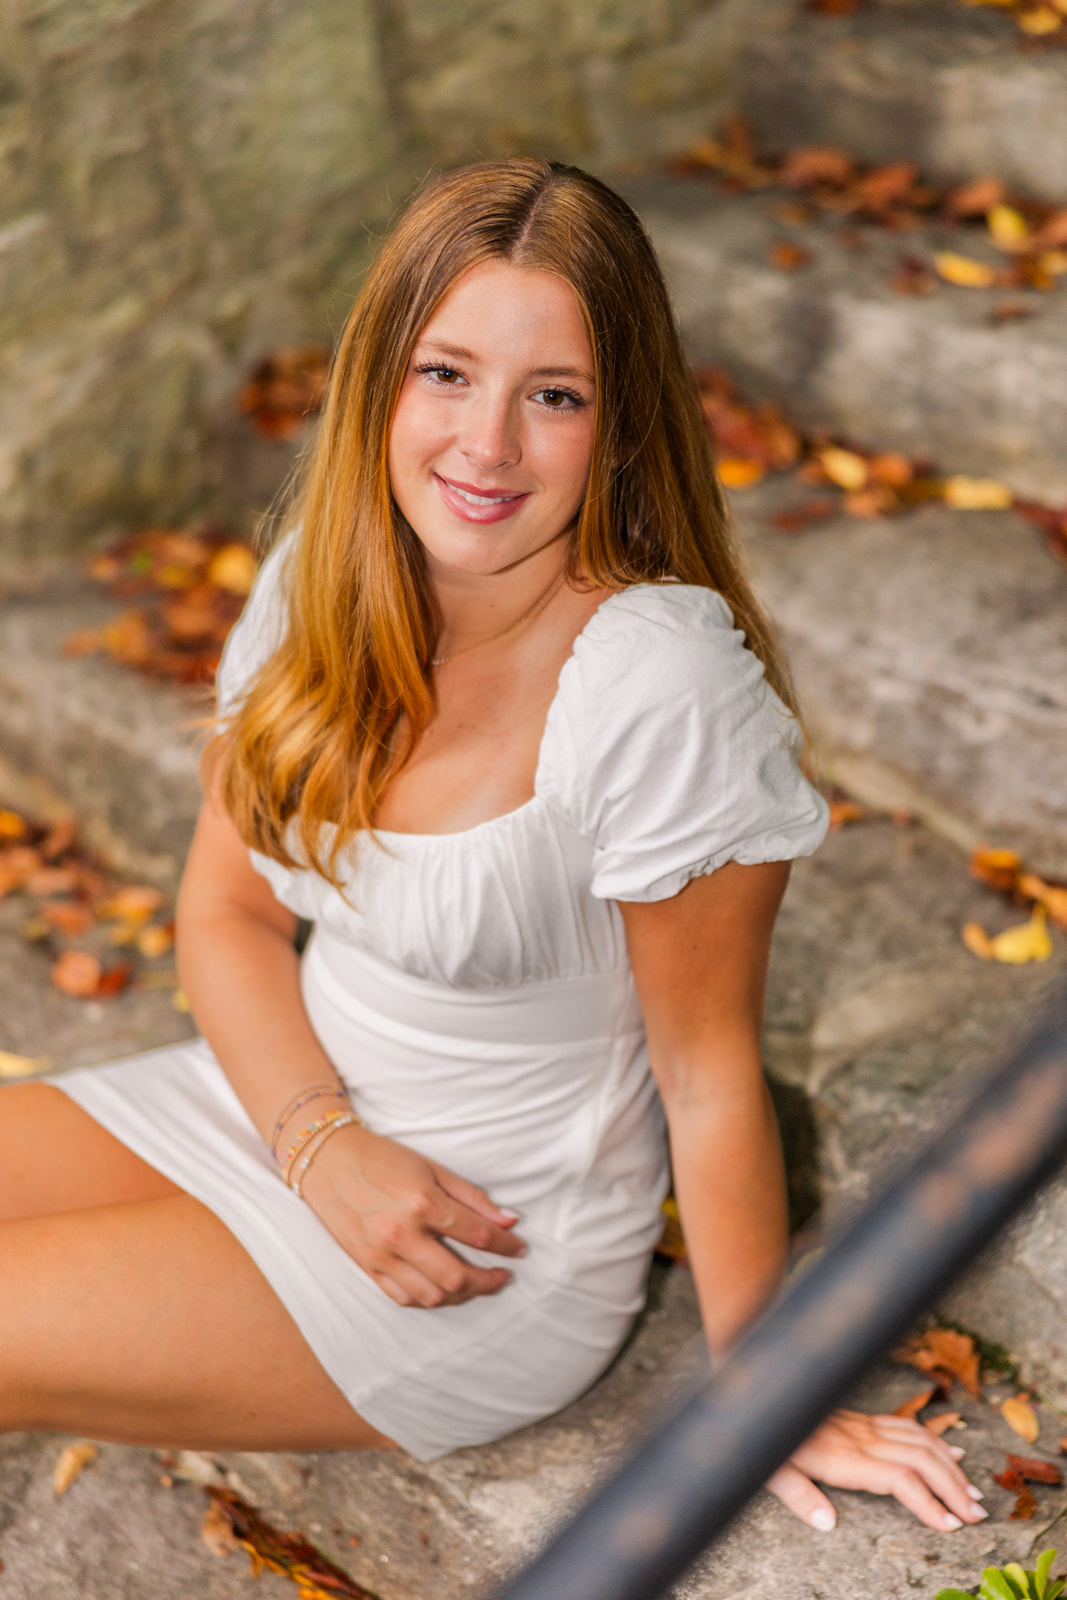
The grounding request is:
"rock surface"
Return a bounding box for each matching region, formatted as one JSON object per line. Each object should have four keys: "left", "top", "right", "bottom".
{"left": 629, "top": 177, "right": 1067, "bottom": 503}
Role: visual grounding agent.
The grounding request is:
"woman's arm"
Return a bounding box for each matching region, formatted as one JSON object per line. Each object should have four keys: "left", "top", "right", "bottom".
{"left": 620, "top": 863, "right": 987, "bottom": 1534}
{"left": 175, "top": 762, "right": 524, "bottom": 1307}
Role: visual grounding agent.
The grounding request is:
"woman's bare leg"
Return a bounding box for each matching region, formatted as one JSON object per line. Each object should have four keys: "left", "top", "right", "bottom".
{"left": 0, "top": 1084, "right": 396, "bottom": 1450}
{"left": 2, "top": 1083, "right": 180, "bottom": 1219}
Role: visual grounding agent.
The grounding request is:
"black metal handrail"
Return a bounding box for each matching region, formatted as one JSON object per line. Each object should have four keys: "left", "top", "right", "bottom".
{"left": 490, "top": 982, "right": 1067, "bottom": 1600}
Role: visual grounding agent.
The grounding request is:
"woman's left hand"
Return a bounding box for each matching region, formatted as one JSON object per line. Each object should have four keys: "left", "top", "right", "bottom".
{"left": 766, "top": 1409, "right": 989, "bottom": 1532}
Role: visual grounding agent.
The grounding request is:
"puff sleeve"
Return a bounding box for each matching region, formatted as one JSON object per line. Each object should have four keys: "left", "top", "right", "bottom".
{"left": 214, "top": 530, "right": 296, "bottom": 720}
{"left": 537, "top": 584, "right": 829, "bottom": 903}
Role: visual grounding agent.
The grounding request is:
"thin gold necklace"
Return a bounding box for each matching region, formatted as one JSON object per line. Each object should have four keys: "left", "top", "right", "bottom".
{"left": 431, "top": 567, "right": 567, "bottom": 668}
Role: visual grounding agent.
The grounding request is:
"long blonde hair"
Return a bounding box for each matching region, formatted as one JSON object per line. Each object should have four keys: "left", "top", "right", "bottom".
{"left": 218, "top": 158, "right": 796, "bottom": 882}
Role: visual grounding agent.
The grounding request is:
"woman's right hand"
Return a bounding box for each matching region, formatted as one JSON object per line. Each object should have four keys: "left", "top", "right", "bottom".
{"left": 298, "top": 1123, "right": 526, "bottom": 1307}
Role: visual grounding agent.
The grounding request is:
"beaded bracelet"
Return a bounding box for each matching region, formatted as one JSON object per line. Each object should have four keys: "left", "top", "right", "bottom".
{"left": 270, "top": 1083, "right": 350, "bottom": 1161}
{"left": 280, "top": 1108, "right": 356, "bottom": 1176}
{"left": 285, "top": 1112, "right": 362, "bottom": 1197}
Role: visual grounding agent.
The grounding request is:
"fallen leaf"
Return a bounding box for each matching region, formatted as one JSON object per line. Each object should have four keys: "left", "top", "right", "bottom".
{"left": 1002, "top": 1393, "right": 1040, "bottom": 1443}
{"left": 204, "top": 1487, "right": 383, "bottom": 1599}
{"left": 656, "top": 1196, "right": 688, "bottom": 1265}
{"left": 1019, "top": 874, "right": 1067, "bottom": 931}
{"left": 868, "top": 453, "right": 914, "bottom": 488}
{"left": 201, "top": 1500, "right": 240, "bottom": 1558}
{"left": 138, "top": 923, "right": 175, "bottom": 960}
{"left": 96, "top": 962, "right": 134, "bottom": 998}
{"left": 0, "top": 1050, "right": 48, "bottom": 1079}
{"left": 769, "top": 241, "right": 810, "bottom": 272}
{"left": 942, "top": 476, "right": 1013, "bottom": 510}
{"left": 970, "top": 847, "right": 1023, "bottom": 893}
{"left": 988, "top": 203, "right": 1031, "bottom": 252}
{"left": 947, "top": 176, "right": 1007, "bottom": 218}
{"left": 1005, "top": 1453, "right": 1062, "bottom": 1484}
{"left": 717, "top": 458, "right": 766, "bottom": 489}
{"left": 895, "top": 1386, "right": 937, "bottom": 1420}
{"left": 1011, "top": 1484, "right": 1038, "bottom": 1518}
{"left": 1019, "top": 4, "right": 1062, "bottom": 31}
{"left": 962, "top": 921, "right": 995, "bottom": 960}
{"left": 96, "top": 885, "right": 165, "bottom": 924}
{"left": 819, "top": 446, "right": 868, "bottom": 491}
{"left": 894, "top": 1327, "right": 983, "bottom": 1399}
{"left": 828, "top": 800, "right": 868, "bottom": 829}
{"left": 780, "top": 146, "right": 854, "bottom": 189}
{"left": 40, "top": 901, "right": 94, "bottom": 936}
{"left": 989, "top": 906, "right": 1053, "bottom": 965}
{"left": 51, "top": 951, "right": 103, "bottom": 998}
{"left": 935, "top": 252, "right": 999, "bottom": 289}
{"left": 0, "top": 809, "right": 27, "bottom": 839}
{"left": 54, "top": 1441, "right": 98, "bottom": 1496}
{"left": 208, "top": 544, "right": 258, "bottom": 597}
{"left": 925, "top": 1412, "right": 964, "bottom": 1435}
{"left": 844, "top": 485, "right": 894, "bottom": 517}
{"left": 892, "top": 254, "right": 937, "bottom": 295}
{"left": 172, "top": 988, "right": 192, "bottom": 1013}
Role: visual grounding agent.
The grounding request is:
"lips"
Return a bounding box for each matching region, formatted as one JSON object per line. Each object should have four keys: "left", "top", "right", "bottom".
{"left": 434, "top": 474, "right": 531, "bottom": 525}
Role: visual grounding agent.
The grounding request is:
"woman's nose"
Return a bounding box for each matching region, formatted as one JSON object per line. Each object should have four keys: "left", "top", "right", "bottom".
{"left": 460, "top": 394, "right": 521, "bottom": 473}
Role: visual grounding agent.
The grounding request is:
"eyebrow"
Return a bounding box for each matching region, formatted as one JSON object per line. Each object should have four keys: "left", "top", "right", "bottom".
{"left": 416, "top": 340, "right": 593, "bottom": 383}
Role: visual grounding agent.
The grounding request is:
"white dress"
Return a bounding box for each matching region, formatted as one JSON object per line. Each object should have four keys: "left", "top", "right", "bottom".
{"left": 50, "top": 536, "right": 829, "bottom": 1460}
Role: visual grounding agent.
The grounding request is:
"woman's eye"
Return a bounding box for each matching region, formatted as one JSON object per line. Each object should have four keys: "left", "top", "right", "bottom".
{"left": 416, "top": 364, "right": 464, "bottom": 386}
{"left": 535, "top": 387, "right": 583, "bottom": 410}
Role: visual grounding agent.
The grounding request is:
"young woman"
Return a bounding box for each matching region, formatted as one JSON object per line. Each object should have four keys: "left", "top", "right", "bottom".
{"left": 2, "top": 159, "right": 985, "bottom": 1538}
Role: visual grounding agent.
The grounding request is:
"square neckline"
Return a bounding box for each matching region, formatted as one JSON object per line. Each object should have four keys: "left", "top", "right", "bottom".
{"left": 370, "top": 585, "right": 638, "bottom": 845}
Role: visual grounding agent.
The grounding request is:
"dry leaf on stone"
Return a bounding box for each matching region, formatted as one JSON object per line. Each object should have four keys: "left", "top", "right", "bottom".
{"left": 894, "top": 1328, "right": 983, "bottom": 1398}
{"left": 987, "top": 204, "right": 1031, "bottom": 252}
{"left": 895, "top": 1387, "right": 938, "bottom": 1419}
{"left": 51, "top": 951, "right": 103, "bottom": 998}
{"left": 717, "top": 458, "right": 766, "bottom": 489}
{"left": 1005, "top": 1454, "right": 1062, "bottom": 1484}
{"left": 1002, "top": 1394, "right": 1040, "bottom": 1443}
{"left": 942, "top": 475, "right": 1013, "bottom": 510}
{"left": 962, "top": 922, "right": 996, "bottom": 960}
{"left": 926, "top": 1412, "right": 965, "bottom": 1435}
{"left": 54, "top": 1441, "right": 98, "bottom": 1496}
{"left": 989, "top": 908, "right": 1053, "bottom": 965}
{"left": 935, "top": 252, "right": 1000, "bottom": 289}
{"left": 970, "top": 847, "right": 1024, "bottom": 893}
{"left": 0, "top": 1051, "right": 48, "bottom": 1079}
{"left": 201, "top": 1500, "right": 241, "bottom": 1558}
{"left": 204, "top": 1487, "right": 383, "bottom": 1599}
{"left": 769, "top": 241, "right": 810, "bottom": 271}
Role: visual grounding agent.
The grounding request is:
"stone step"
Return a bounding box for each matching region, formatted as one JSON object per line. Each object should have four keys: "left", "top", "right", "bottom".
{"left": 0, "top": 573, "right": 202, "bottom": 885}
{"left": 740, "top": 0, "right": 1067, "bottom": 205}
{"left": 628, "top": 176, "right": 1067, "bottom": 503}
{"left": 736, "top": 479, "right": 1067, "bottom": 868}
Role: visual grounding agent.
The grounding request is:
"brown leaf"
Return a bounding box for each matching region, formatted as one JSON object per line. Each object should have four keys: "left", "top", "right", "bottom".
{"left": 769, "top": 241, "right": 810, "bottom": 272}
{"left": 946, "top": 176, "right": 1007, "bottom": 218}
{"left": 857, "top": 161, "right": 918, "bottom": 213}
{"left": 970, "top": 847, "right": 1023, "bottom": 894}
{"left": 201, "top": 1500, "right": 240, "bottom": 1558}
{"left": 892, "top": 254, "right": 937, "bottom": 295}
{"left": 54, "top": 1441, "right": 98, "bottom": 1496}
{"left": 828, "top": 800, "right": 868, "bottom": 830}
{"left": 1002, "top": 1393, "right": 1040, "bottom": 1443}
{"left": 925, "top": 1412, "right": 964, "bottom": 1435}
{"left": 51, "top": 950, "right": 103, "bottom": 998}
{"left": 1011, "top": 1485, "right": 1038, "bottom": 1519}
{"left": 868, "top": 453, "right": 914, "bottom": 488}
{"left": 40, "top": 901, "right": 94, "bottom": 936}
{"left": 96, "top": 962, "right": 134, "bottom": 998}
{"left": 1005, "top": 1453, "right": 1063, "bottom": 1485}
{"left": 894, "top": 1327, "right": 982, "bottom": 1399}
{"left": 656, "top": 1196, "right": 688, "bottom": 1265}
{"left": 780, "top": 146, "right": 854, "bottom": 190}
{"left": 40, "top": 819, "right": 78, "bottom": 861}
{"left": 204, "top": 1487, "right": 383, "bottom": 1599}
{"left": 894, "top": 1386, "right": 937, "bottom": 1420}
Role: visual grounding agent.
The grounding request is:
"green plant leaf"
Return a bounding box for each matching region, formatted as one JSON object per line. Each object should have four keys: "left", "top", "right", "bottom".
{"left": 1034, "top": 1550, "right": 1058, "bottom": 1598}
{"left": 1046, "top": 1582, "right": 1065, "bottom": 1600}
{"left": 936, "top": 1590, "right": 977, "bottom": 1600}
{"left": 980, "top": 1569, "right": 1025, "bottom": 1600}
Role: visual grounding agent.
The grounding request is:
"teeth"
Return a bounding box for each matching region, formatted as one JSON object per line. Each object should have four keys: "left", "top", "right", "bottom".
{"left": 447, "top": 481, "right": 515, "bottom": 506}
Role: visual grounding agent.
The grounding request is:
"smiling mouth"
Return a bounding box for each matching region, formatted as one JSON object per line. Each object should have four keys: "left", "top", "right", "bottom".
{"left": 438, "top": 476, "right": 527, "bottom": 507}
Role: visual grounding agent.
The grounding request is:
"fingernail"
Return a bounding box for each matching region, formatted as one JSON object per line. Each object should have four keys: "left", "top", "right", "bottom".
{"left": 944, "top": 1514, "right": 963, "bottom": 1531}
{"left": 970, "top": 1506, "right": 990, "bottom": 1521}
{"left": 949, "top": 1446, "right": 965, "bottom": 1458}
{"left": 499, "top": 1208, "right": 520, "bottom": 1222}
{"left": 966, "top": 1485, "right": 984, "bottom": 1501}
{"left": 515, "top": 1244, "right": 528, "bottom": 1258}
{"left": 809, "top": 1508, "right": 836, "bottom": 1532}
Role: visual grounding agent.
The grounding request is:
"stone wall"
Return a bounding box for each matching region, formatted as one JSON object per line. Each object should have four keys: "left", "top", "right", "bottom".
{"left": 0, "top": 0, "right": 771, "bottom": 567}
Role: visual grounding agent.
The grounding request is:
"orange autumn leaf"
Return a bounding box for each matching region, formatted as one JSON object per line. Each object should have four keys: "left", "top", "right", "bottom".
{"left": 962, "top": 921, "right": 996, "bottom": 960}
{"left": 51, "top": 950, "right": 103, "bottom": 998}
{"left": 894, "top": 1387, "right": 937, "bottom": 1420}
{"left": 53, "top": 1442, "right": 98, "bottom": 1496}
{"left": 96, "top": 886, "right": 165, "bottom": 924}
{"left": 1002, "top": 1393, "right": 1040, "bottom": 1443}
{"left": 204, "top": 1487, "right": 382, "bottom": 1599}
{"left": 769, "top": 240, "right": 810, "bottom": 272}
{"left": 717, "top": 458, "right": 766, "bottom": 489}
{"left": 925, "top": 1412, "right": 964, "bottom": 1436}
{"left": 828, "top": 800, "right": 868, "bottom": 830}
{"left": 39, "top": 901, "right": 94, "bottom": 936}
{"left": 1005, "top": 1453, "right": 1062, "bottom": 1485}
{"left": 970, "top": 847, "right": 1023, "bottom": 893}
{"left": 894, "top": 1327, "right": 982, "bottom": 1399}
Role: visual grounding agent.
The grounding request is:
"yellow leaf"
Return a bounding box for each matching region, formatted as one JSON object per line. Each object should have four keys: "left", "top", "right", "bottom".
{"left": 1038, "top": 249, "right": 1067, "bottom": 277}
{"left": 0, "top": 1049, "right": 50, "bottom": 1078}
{"left": 1018, "top": 5, "right": 1062, "bottom": 32}
{"left": 207, "top": 544, "right": 257, "bottom": 596}
{"left": 935, "top": 251, "right": 998, "bottom": 289}
{"left": 819, "top": 446, "right": 868, "bottom": 492}
{"left": 1019, "top": 873, "right": 1067, "bottom": 930}
{"left": 717, "top": 458, "right": 765, "bottom": 489}
{"left": 172, "top": 988, "right": 192, "bottom": 1013}
{"left": 1002, "top": 1393, "right": 1040, "bottom": 1443}
{"left": 942, "top": 475, "right": 1013, "bottom": 511}
{"left": 138, "top": 923, "right": 174, "bottom": 960}
{"left": 54, "top": 1441, "right": 98, "bottom": 1496}
{"left": 962, "top": 922, "right": 995, "bottom": 960}
{"left": 0, "top": 809, "right": 27, "bottom": 839}
{"left": 987, "top": 204, "right": 1030, "bottom": 252}
{"left": 989, "top": 906, "right": 1053, "bottom": 965}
